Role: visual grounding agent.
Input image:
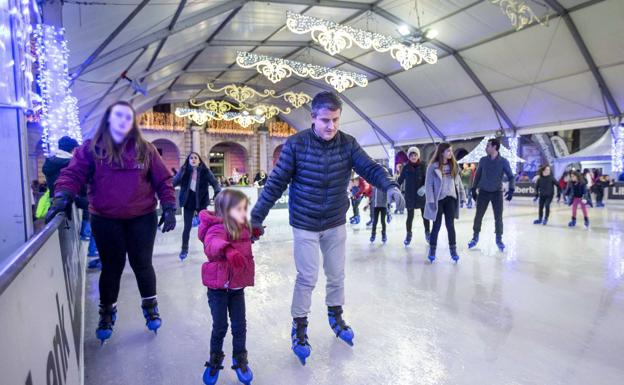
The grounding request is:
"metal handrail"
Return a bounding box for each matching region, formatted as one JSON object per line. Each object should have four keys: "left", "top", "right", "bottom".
{"left": 0, "top": 213, "right": 66, "bottom": 296}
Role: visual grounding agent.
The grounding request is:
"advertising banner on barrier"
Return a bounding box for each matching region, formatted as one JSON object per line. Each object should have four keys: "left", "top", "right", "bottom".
{"left": 513, "top": 182, "right": 537, "bottom": 197}
{"left": 0, "top": 214, "right": 85, "bottom": 385}
{"left": 608, "top": 183, "right": 624, "bottom": 200}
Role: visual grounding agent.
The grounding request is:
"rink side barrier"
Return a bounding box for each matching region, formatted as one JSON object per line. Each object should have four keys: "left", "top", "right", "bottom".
{"left": 515, "top": 182, "right": 624, "bottom": 200}
{"left": 0, "top": 208, "right": 86, "bottom": 385}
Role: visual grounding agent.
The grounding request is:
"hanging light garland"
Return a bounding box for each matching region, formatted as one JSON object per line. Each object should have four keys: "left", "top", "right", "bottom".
{"left": 205, "top": 83, "right": 312, "bottom": 109}
{"left": 33, "top": 24, "right": 82, "bottom": 156}
{"left": 174, "top": 107, "right": 265, "bottom": 128}
{"left": 286, "top": 11, "right": 438, "bottom": 71}
{"left": 1, "top": 0, "right": 36, "bottom": 109}
{"left": 189, "top": 99, "right": 243, "bottom": 114}
{"left": 490, "top": 0, "right": 549, "bottom": 31}
{"left": 612, "top": 124, "right": 624, "bottom": 173}
{"left": 459, "top": 136, "right": 525, "bottom": 165}
{"left": 236, "top": 51, "right": 368, "bottom": 92}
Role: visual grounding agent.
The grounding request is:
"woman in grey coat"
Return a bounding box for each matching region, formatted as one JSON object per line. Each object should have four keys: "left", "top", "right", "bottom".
{"left": 424, "top": 142, "right": 466, "bottom": 263}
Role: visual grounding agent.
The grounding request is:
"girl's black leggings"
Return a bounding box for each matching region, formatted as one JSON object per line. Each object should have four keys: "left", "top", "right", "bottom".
{"left": 372, "top": 207, "right": 387, "bottom": 235}
{"left": 429, "top": 197, "right": 457, "bottom": 247}
{"left": 538, "top": 195, "right": 553, "bottom": 220}
{"left": 91, "top": 211, "right": 158, "bottom": 305}
{"left": 406, "top": 208, "right": 431, "bottom": 233}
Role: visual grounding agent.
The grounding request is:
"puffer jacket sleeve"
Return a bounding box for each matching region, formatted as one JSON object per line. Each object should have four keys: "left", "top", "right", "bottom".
{"left": 206, "top": 168, "right": 222, "bottom": 197}
{"left": 54, "top": 142, "right": 93, "bottom": 197}
{"left": 201, "top": 225, "right": 230, "bottom": 263}
{"left": 351, "top": 140, "right": 398, "bottom": 192}
{"left": 251, "top": 138, "right": 296, "bottom": 224}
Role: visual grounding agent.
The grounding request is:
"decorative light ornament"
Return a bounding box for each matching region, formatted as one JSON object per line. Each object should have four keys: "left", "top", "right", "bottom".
{"left": 490, "top": 0, "right": 549, "bottom": 31}
{"left": 189, "top": 99, "right": 243, "bottom": 114}
{"left": 286, "top": 11, "right": 438, "bottom": 70}
{"left": 508, "top": 134, "right": 519, "bottom": 172}
{"left": 175, "top": 107, "right": 214, "bottom": 126}
{"left": 251, "top": 104, "right": 291, "bottom": 120}
{"left": 612, "top": 124, "right": 624, "bottom": 173}
{"left": 277, "top": 91, "right": 311, "bottom": 109}
{"left": 206, "top": 83, "right": 275, "bottom": 104}
{"left": 205, "top": 83, "right": 312, "bottom": 109}
{"left": 1, "top": 0, "right": 36, "bottom": 109}
{"left": 175, "top": 107, "right": 265, "bottom": 128}
{"left": 459, "top": 136, "right": 525, "bottom": 165}
{"left": 236, "top": 51, "right": 368, "bottom": 92}
{"left": 33, "top": 24, "right": 82, "bottom": 156}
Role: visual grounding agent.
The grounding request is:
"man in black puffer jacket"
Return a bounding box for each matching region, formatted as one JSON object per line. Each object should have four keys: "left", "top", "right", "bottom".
{"left": 251, "top": 91, "right": 404, "bottom": 364}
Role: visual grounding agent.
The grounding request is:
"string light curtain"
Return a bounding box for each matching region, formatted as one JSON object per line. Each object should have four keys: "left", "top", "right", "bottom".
{"left": 612, "top": 124, "right": 624, "bottom": 173}
{"left": 33, "top": 24, "right": 82, "bottom": 156}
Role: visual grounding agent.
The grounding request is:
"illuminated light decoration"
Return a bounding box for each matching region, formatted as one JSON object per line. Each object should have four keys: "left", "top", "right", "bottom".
{"left": 459, "top": 136, "right": 525, "bottom": 165}
{"left": 286, "top": 11, "right": 438, "bottom": 70}
{"left": 490, "top": 0, "right": 549, "bottom": 31}
{"left": 252, "top": 104, "right": 291, "bottom": 120}
{"left": 205, "top": 83, "right": 312, "bottom": 109}
{"left": 138, "top": 111, "right": 186, "bottom": 131}
{"left": 236, "top": 51, "right": 368, "bottom": 92}
{"left": 175, "top": 107, "right": 215, "bottom": 126}
{"left": 222, "top": 111, "right": 265, "bottom": 128}
{"left": 612, "top": 124, "right": 624, "bottom": 173}
{"left": 277, "top": 91, "right": 311, "bottom": 109}
{"left": 508, "top": 134, "right": 519, "bottom": 172}
{"left": 1, "top": 0, "right": 36, "bottom": 109}
{"left": 33, "top": 24, "right": 82, "bottom": 156}
{"left": 189, "top": 98, "right": 244, "bottom": 117}
{"left": 268, "top": 120, "right": 297, "bottom": 138}
{"left": 206, "top": 83, "right": 275, "bottom": 104}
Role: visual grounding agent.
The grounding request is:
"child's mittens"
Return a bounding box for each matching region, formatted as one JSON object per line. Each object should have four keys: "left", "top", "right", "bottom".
{"left": 225, "top": 247, "right": 246, "bottom": 269}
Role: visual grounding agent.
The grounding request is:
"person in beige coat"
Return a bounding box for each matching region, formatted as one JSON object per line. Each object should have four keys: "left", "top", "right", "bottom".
{"left": 424, "top": 142, "right": 466, "bottom": 263}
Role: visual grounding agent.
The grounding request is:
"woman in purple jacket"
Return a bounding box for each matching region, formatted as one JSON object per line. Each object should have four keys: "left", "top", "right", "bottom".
{"left": 46, "top": 101, "right": 177, "bottom": 343}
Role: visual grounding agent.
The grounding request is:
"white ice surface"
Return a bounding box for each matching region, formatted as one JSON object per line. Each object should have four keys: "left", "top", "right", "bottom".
{"left": 83, "top": 199, "right": 624, "bottom": 385}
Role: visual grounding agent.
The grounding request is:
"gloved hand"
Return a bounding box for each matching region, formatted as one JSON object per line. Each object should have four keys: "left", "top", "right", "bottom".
{"left": 158, "top": 205, "right": 176, "bottom": 233}
{"left": 533, "top": 195, "right": 539, "bottom": 202}
{"left": 471, "top": 187, "right": 478, "bottom": 202}
{"left": 225, "top": 246, "right": 246, "bottom": 269}
{"left": 45, "top": 191, "right": 73, "bottom": 224}
{"left": 387, "top": 187, "right": 405, "bottom": 211}
{"left": 504, "top": 188, "right": 514, "bottom": 201}
{"left": 251, "top": 221, "right": 264, "bottom": 242}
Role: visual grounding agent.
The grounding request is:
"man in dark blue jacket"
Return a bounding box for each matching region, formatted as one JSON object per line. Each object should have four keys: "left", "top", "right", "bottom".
{"left": 468, "top": 138, "right": 515, "bottom": 251}
{"left": 250, "top": 91, "right": 404, "bottom": 365}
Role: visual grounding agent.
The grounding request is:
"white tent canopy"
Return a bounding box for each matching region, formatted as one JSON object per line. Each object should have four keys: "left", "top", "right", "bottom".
{"left": 553, "top": 129, "right": 614, "bottom": 178}
{"left": 61, "top": 0, "right": 624, "bottom": 148}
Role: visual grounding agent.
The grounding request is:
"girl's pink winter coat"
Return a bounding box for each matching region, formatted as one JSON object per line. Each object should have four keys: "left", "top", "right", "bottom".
{"left": 198, "top": 210, "right": 254, "bottom": 289}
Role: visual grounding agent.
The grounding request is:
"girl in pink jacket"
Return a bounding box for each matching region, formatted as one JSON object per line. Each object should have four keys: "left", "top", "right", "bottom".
{"left": 198, "top": 189, "right": 255, "bottom": 385}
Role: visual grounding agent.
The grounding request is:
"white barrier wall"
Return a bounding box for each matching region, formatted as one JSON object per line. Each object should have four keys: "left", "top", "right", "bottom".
{"left": 0, "top": 212, "right": 85, "bottom": 385}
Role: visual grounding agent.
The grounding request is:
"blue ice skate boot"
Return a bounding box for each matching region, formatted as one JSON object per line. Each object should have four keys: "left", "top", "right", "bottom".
{"left": 450, "top": 245, "right": 459, "bottom": 263}
{"left": 291, "top": 317, "right": 311, "bottom": 365}
{"left": 404, "top": 232, "right": 412, "bottom": 246}
{"left": 328, "top": 306, "right": 354, "bottom": 346}
{"left": 568, "top": 218, "right": 576, "bottom": 227}
{"left": 141, "top": 298, "right": 161, "bottom": 334}
{"left": 366, "top": 219, "right": 372, "bottom": 227}
{"left": 533, "top": 218, "right": 542, "bottom": 225}
{"left": 95, "top": 304, "right": 117, "bottom": 344}
{"left": 468, "top": 233, "right": 479, "bottom": 249}
{"left": 232, "top": 352, "right": 253, "bottom": 385}
{"left": 353, "top": 215, "right": 360, "bottom": 224}
{"left": 179, "top": 249, "right": 188, "bottom": 261}
{"left": 542, "top": 218, "right": 548, "bottom": 226}
{"left": 370, "top": 234, "right": 376, "bottom": 243}
{"left": 427, "top": 246, "right": 436, "bottom": 263}
{"left": 381, "top": 232, "right": 387, "bottom": 244}
{"left": 88, "top": 258, "right": 102, "bottom": 269}
{"left": 496, "top": 236, "right": 505, "bottom": 252}
{"left": 203, "top": 352, "right": 224, "bottom": 385}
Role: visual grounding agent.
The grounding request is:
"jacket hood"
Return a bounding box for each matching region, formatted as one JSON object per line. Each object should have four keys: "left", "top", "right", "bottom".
{"left": 198, "top": 210, "right": 222, "bottom": 241}
{"left": 54, "top": 149, "right": 73, "bottom": 159}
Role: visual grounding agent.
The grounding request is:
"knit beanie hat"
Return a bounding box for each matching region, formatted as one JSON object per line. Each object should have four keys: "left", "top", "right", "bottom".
{"left": 407, "top": 146, "right": 420, "bottom": 158}
{"left": 58, "top": 136, "right": 79, "bottom": 153}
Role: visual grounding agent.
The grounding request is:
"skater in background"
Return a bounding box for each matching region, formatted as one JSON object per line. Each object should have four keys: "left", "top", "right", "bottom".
{"left": 468, "top": 138, "right": 515, "bottom": 251}
{"left": 593, "top": 174, "right": 613, "bottom": 207}
{"left": 394, "top": 163, "right": 404, "bottom": 214}
{"left": 46, "top": 101, "right": 176, "bottom": 343}
{"left": 42, "top": 136, "right": 101, "bottom": 267}
{"left": 583, "top": 168, "right": 595, "bottom": 207}
{"left": 173, "top": 152, "right": 221, "bottom": 261}
{"left": 250, "top": 91, "right": 404, "bottom": 365}
{"left": 397, "top": 146, "right": 430, "bottom": 246}
{"left": 424, "top": 142, "right": 466, "bottom": 263}
{"left": 532, "top": 165, "right": 558, "bottom": 225}
{"left": 460, "top": 163, "right": 475, "bottom": 209}
{"left": 565, "top": 171, "right": 590, "bottom": 228}
{"left": 370, "top": 179, "right": 388, "bottom": 244}
{"left": 198, "top": 189, "right": 255, "bottom": 385}
{"left": 349, "top": 174, "right": 370, "bottom": 224}
{"left": 253, "top": 170, "right": 268, "bottom": 187}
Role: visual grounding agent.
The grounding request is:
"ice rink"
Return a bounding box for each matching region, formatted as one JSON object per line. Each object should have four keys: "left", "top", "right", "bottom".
{"left": 83, "top": 199, "right": 624, "bottom": 385}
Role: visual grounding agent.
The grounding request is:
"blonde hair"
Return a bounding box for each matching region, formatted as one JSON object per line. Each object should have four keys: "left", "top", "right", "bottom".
{"left": 214, "top": 189, "right": 250, "bottom": 240}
